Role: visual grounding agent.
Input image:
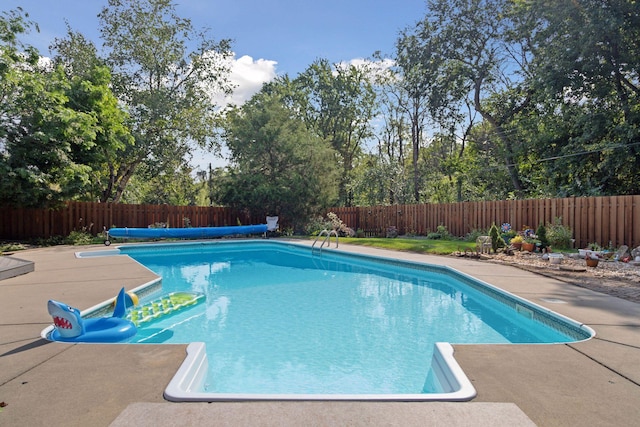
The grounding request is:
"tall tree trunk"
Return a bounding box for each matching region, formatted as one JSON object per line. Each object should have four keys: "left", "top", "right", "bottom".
{"left": 100, "top": 158, "right": 142, "bottom": 203}
{"left": 411, "top": 100, "right": 421, "bottom": 202}
{"left": 473, "top": 79, "right": 524, "bottom": 195}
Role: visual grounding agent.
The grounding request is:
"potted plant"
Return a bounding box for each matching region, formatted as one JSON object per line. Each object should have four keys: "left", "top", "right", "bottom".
{"left": 585, "top": 252, "right": 600, "bottom": 267}
{"left": 522, "top": 237, "right": 538, "bottom": 252}
{"left": 510, "top": 234, "right": 524, "bottom": 251}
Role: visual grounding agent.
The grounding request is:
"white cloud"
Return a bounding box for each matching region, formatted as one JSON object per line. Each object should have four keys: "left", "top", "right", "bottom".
{"left": 193, "top": 53, "right": 278, "bottom": 172}
{"left": 214, "top": 54, "right": 278, "bottom": 107}
{"left": 333, "top": 57, "right": 397, "bottom": 84}
{"left": 336, "top": 57, "right": 395, "bottom": 72}
{"left": 344, "top": 57, "right": 395, "bottom": 70}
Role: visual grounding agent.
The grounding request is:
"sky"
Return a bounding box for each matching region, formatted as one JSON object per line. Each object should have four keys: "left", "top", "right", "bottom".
{"left": 9, "top": 0, "right": 427, "bottom": 169}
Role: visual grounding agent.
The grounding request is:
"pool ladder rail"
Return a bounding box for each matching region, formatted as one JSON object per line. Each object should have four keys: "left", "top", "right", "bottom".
{"left": 312, "top": 229, "right": 339, "bottom": 254}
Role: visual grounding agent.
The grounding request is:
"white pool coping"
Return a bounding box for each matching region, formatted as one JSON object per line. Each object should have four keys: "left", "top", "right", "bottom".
{"left": 163, "top": 341, "right": 477, "bottom": 402}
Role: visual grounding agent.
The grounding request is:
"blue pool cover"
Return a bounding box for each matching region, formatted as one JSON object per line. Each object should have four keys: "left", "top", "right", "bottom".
{"left": 107, "top": 224, "right": 267, "bottom": 239}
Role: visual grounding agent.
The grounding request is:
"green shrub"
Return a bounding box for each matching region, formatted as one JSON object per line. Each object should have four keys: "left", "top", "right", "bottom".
{"left": 0, "top": 242, "right": 27, "bottom": 253}
{"left": 465, "top": 228, "right": 488, "bottom": 242}
{"left": 31, "top": 236, "right": 66, "bottom": 246}
{"left": 280, "top": 227, "right": 294, "bottom": 237}
{"left": 536, "top": 223, "right": 549, "bottom": 248}
{"left": 546, "top": 217, "right": 573, "bottom": 249}
{"left": 305, "top": 212, "right": 355, "bottom": 237}
{"left": 65, "top": 230, "right": 94, "bottom": 245}
{"left": 304, "top": 216, "right": 332, "bottom": 236}
{"left": 427, "top": 224, "right": 451, "bottom": 240}
{"left": 489, "top": 223, "right": 506, "bottom": 252}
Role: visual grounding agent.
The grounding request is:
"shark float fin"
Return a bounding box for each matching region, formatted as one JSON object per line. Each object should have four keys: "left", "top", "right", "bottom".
{"left": 113, "top": 287, "right": 128, "bottom": 318}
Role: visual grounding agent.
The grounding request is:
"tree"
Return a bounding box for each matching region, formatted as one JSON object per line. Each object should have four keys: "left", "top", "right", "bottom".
{"left": 0, "top": 8, "right": 38, "bottom": 155}
{"left": 124, "top": 164, "right": 199, "bottom": 205}
{"left": 192, "top": 163, "right": 226, "bottom": 206}
{"left": 96, "top": 0, "right": 233, "bottom": 202}
{"left": 51, "top": 27, "right": 136, "bottom": 204}
{"left": 351, "top": 154, "right": 413, "bottom": 206}
{"left": 409, "top": 0, "right": 534, "bottom": 196}
{"left": 218, "top": 86, "right": 339, "bottom": 229}
{"left": 520, "top": 0, "right": 640, "bottom": 195}
{"left": 393, "top": 30, "right": 442, "bottom": 202}
{"left": 353, "top": 56, "right": 413, "bottom": 205}
{"left": 391, "top": 14, "right": 477, "bottom": 203}
{"left": 0, "top": 8, "right": 39, "bottom": 104}
{"left": 296, "top": 59, "right": 377, "bottom": 206}
{"left": 0, "top": 9, "right": 114, "bottom": 207}
{"left": 461, "top": 123, "right": 514, "bottom": 200}
{"left": 388, "top": 37, "right": 425, "bottom": 203}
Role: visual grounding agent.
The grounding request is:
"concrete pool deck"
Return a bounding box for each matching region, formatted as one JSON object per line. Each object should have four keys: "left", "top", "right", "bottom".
{"left": 1, "top": 241, "right": 639, "bottom": 426}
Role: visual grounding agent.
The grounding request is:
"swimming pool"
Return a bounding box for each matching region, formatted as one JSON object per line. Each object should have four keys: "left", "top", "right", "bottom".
{"left": 73, "top": 240, "right": 594, "bottom": 401}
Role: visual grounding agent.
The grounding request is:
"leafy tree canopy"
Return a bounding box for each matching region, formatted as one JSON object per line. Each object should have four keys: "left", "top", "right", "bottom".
{"left": 95, "top": 0, "right": 234, "bottom": 202}
{"left": 1, "top": 9, "right": 124, "bottom": 207}
{"left": 218, "top": 81, "right": 339, "bottom": 228}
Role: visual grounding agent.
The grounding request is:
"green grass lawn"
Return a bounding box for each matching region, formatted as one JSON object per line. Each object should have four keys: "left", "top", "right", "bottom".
{"left": 326, "top": 237, "right": 477, "bottom": 255}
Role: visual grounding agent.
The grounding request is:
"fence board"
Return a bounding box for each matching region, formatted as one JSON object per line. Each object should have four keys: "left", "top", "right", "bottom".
{"left": 633, "top": 196, "right": 640, "bottom": 251}
{"left": 616, "top": 196, "right": 625, "bottom": 248}
{"left": 595, "top": 197, "right": 604, "bottom": 247}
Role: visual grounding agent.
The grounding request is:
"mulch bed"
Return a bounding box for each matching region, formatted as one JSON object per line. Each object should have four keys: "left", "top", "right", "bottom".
{"left": 475, "top": 250, "right": 640, "bottom": 304}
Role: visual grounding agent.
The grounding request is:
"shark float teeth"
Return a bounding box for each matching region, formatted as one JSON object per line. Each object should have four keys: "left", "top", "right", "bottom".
{"left": 53, "top": 316, "right": 72, "bottom": 329}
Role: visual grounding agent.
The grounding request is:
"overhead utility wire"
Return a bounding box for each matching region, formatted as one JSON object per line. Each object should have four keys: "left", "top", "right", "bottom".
{"left": 504, "top": 141, "right": 640, "bottom": 168}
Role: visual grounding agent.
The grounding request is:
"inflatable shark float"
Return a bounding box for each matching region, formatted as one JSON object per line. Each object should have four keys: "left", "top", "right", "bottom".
{"left": 47, "top": 287, "right": 137, "bottom": 343}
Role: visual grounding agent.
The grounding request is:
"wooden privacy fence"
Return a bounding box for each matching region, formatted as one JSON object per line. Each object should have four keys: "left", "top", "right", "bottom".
{"left": 0, "top": 202, "right": 264, "bottom": 241}
{"left": 1, "top": 196, "right": 639, "bottom": 249}
{"left": 328, "top": 195, "right": 640, "bottom": 249}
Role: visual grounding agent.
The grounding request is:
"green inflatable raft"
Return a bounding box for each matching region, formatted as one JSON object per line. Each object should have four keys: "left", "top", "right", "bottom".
{"left": 126, "top": 292, "right": 205, "bottom": 326}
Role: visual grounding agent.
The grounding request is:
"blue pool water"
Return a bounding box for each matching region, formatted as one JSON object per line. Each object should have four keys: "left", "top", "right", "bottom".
{"left": 117, "top": 241, "right": 589, "bottom": 395}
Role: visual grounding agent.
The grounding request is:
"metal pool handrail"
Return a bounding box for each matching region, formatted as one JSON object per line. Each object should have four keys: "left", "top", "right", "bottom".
{"left": 312, "top": 229, "right": 339, "bottom": 254}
